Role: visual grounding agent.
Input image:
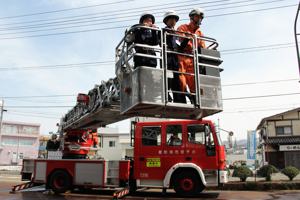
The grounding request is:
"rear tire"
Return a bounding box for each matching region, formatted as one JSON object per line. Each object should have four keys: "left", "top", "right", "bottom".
{"left": 173, "top": 171, "right": 204, "bottom": 196}
{"left": 49, "top": 170, "right": 72, "bottom": 194}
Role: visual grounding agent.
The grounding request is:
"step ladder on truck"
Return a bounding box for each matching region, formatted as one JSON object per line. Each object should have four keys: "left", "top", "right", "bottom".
{"left": 19, "top": 25, "right": 227, "bottom": 198}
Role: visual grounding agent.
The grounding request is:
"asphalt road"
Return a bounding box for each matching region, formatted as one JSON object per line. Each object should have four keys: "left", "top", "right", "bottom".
{"left": 3, "top": 189, "right": 300, "bottom": 200}
{"left": 1, "top": 174, "right": 300, "bottom": 200}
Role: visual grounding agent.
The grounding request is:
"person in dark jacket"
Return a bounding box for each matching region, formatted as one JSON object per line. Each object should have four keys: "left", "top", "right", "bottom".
{"left": 163, "top": 10, "right": 186, "bottom": 103}
{"left": 126, "top": 12, "right": 160, "bottom": 68}
{"left": 46, "top": 134, "right": 60, "bottom": 151}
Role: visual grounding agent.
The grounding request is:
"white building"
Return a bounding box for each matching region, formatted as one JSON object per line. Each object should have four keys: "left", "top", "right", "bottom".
{"left": 96, "top": 127, "right": 132, "bottom": 160}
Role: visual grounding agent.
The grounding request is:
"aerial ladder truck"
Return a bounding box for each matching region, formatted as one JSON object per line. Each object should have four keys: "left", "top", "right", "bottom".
{"left": 19, "top": 25, "right": 227, "bottom": 197}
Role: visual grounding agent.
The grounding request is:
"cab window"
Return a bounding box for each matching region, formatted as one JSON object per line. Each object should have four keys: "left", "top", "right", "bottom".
{"left": 187, "top": 124, "right": 205, "bottom": 145}
{"left": 142, "top": 126, "right": 161, "bottom": 146}
{"left": 166, "top": 125, "right": 182, "bottom": 146}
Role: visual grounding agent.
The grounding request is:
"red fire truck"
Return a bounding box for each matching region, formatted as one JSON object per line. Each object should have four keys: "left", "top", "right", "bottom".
{"left": 22, "top": 119, "right": 227, "bottom": 196}
{"left": 18, "top": 25, "right": 226, "bottom": 197}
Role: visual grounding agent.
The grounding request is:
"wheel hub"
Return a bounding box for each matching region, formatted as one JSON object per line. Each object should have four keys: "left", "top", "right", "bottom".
{"left": 180, "top": 178, "right": 194, "bottom": 191}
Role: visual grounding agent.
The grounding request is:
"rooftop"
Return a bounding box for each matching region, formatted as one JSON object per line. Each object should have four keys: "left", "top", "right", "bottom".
{"left": 256, "top": 107, "right": 300, "bottom": 130}
{"left": 3, "top": 121, "right": 40, "bottom": 127}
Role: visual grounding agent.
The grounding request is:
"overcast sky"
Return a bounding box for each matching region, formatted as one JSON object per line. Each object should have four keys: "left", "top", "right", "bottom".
{"left": 0, "top": 0, "right": 299, "bottom": 141}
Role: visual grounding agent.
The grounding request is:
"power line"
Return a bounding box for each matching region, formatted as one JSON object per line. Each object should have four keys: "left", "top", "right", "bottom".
{"left": 0, "top": 0, "right": 274, "bottom": 32}
{"left": 6, "top": 111, "right": 60, "bottom": 119}
{"left": 223, "top": 106, "right": 299, "bottom": 113}
{"left": 5, "top": 106, "right": 73, "bottom": 108}
{"left": 0, "top": 95, "right": 75, "bottom": 99}
{"left": 223, "top": 92, "right": 300, "bottom": 101}
{"left": 8, "top": 110, "right": 59, "bottom": 117}
{"left": 222, "top": 45, "right": 295, "bottom": 55}
{"left": 0, "top": 0, "right": 225, "bottom": 22}
{"left": 221, "top": 42, "right": 294, "bottom": 52}
{"left": 224, "top": 102, "right": 300, "bottom": 110}
{"left": 0, "top": 0, "right": 134, "bottom": 20}
{"left": 0, "top": 41, "right": 294, "bottom": 71}
{"left": 0, "top": 0, "right": 228, "bottom": 30}
{"left": 4, "top": 98, "right": 74, "bottom": 104}
{"left": 223, "top": 78, "right": 299, "bottom": 86}
{"left": 0, "top": 4, "right": 296, "bottom": 40}
{"left": 0, "top": 1, "right": 292, "bottom": 37}
{"left": 0, "top": 0, "right": 287, "bottom": 37}
{"left": 0, "top": 61, "right": 113, "bottom": 71}
{"left": 8, "top": 109, "right": 63, "bottom": 115}
{"left": 1, "top": 92, "right": 300, "bottom": 106}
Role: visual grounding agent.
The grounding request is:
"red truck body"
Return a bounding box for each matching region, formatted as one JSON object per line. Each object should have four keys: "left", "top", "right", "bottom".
{"left": 22, "top": 119, "right": 227, "bottom": 195}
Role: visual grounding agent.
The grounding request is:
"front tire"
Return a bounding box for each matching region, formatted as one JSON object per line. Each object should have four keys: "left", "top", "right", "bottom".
{"left": 173, "top": 171, "right": 204, "bottom": 196}
{"left": 49, "top": 170, "right": 72, "bottom": 194}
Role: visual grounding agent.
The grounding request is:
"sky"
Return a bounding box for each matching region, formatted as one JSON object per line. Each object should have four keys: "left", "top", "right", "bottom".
{"left": 0, "top": 0, "right": 299, "bottom": 142}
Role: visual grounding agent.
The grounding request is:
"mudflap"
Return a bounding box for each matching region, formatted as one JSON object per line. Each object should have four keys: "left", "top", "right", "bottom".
{"left": 112, "top": 187, "right": 130, "bottom": 199}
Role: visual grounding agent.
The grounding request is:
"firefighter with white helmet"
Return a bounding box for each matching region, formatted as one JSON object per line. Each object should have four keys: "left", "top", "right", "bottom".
{"left": 163, "top": 10, "right": 186, "bottom": 103}
{"left": 163, "top": 10, "right": 179, "bottom": 25}
{"left": 177, "top": 8, "right": 206, "bottom": 104}
{"left": 126, "top": 12, "right": 160, "bottom": 68}
{"left": 189, "top": 8, "right": 205, "bottom": 25}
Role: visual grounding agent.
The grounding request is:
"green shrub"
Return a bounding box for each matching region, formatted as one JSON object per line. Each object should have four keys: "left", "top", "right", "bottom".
{"left": 232, "top": 166, "right": 253, "bottom": 182}
{"left": 282, "top": 166, "right": 300, "bottom": 181}
{"left": 257, "top": 165, "right": 278, "bottom": 181}
{"left": 226, "top": 167, "right": 231, "bottom": 176}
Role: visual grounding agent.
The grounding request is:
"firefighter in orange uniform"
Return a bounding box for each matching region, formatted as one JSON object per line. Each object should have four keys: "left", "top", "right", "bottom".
{"left": 177, "top": 8, "right": 206, "bottom": 104}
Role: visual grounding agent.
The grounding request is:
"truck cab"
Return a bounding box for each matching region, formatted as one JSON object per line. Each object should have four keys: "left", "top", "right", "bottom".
{"left": 132, "top": 119, "right": 227, "bottom": 195}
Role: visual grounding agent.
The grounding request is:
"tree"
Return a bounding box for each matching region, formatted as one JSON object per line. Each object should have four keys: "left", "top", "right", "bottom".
{"left": 257, "top": 165, "right": 278, "bottom": 181}
{"left": 232, "top": 166, "right": 253, "bottom": 182}
{"left": 282, "top": 166, "right": 300, "bottom": 181}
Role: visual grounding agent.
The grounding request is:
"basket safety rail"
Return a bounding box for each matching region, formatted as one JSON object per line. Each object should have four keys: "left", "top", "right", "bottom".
{"left": 115, "top": 25, "right": 163, "bottom": 80}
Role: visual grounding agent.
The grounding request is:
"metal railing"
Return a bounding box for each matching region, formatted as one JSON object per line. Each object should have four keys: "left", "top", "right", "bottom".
{"left": 116, "top": 25, "right": 222, "bottom": 107}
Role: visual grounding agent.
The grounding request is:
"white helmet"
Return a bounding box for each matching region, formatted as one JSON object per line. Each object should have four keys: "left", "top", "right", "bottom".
{"left": 139, "top": 12, "right": 155, "bottom": 24}
{"left": 189, "top": 8, "right": 205, "bottom": 18}
{"left": 163, "top": 10, "right": 179, "bottom": 24}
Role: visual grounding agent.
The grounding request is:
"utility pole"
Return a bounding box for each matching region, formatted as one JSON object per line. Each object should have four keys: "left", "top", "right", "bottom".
{"left": 294, "top": 1, "right": 300, "bottom": 79}
{"left": 0, "top": 100, "right": 7, "bottom": 147}
{"left": 0, "top": 100, "right": 4, "bottom": 133}
{"left": 0, "top": 100, "right": 5, "bottom": 148}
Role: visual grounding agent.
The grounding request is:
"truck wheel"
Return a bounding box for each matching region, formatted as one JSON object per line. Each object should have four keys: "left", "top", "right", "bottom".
{"left": 49, "top": 170, "right": 72, "bottom": 193}
{"left": 173, "top": 171, "right": 204, "bottom": 196}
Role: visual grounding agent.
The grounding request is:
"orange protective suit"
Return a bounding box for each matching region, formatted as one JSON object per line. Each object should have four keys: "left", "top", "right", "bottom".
{"left": 177, "top": 22, "right": 206, "bottom": 93}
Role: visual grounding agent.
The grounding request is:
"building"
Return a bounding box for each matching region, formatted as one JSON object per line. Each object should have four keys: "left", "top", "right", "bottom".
{"left": 257, "top": 108, "right": 300, "bottom": 169}
{"left": 96, "top": 127, "right": 132, "bottom": 160}
{"left": 0, "top": 121, "right": 40, "bottom": 165}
